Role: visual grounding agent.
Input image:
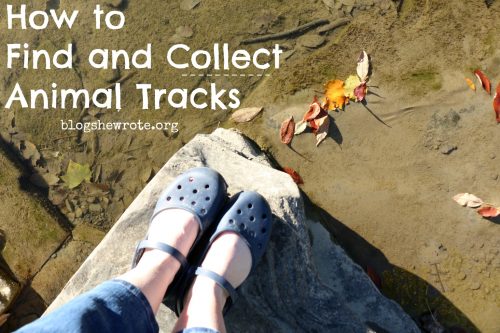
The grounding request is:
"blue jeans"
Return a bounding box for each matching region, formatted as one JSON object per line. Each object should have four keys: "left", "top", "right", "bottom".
{"left": 15, "top": 280, "right": 220, "bottom": 333}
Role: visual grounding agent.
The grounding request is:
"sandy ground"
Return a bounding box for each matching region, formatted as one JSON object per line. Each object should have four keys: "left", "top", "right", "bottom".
{"left": 0, "top": 0, "right": 499, "bottom": 331}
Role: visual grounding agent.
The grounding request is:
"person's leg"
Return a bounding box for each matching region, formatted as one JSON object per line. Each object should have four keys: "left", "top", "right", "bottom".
{"left": 16, "top": 209, "right": 199, "bottom": 333}
{"left": 119, "top": 209, "right": 199, "bottom": 314}
{"left": 172, "top": 232, "right": 252, "bottom": 333}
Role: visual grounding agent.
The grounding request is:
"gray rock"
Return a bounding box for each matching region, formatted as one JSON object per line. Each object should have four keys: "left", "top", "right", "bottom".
{"left": 47, "top": 128, "right": 419, "bottom": 332}
{"left": 88, "top": 204, "right": 102, "bottom": 213}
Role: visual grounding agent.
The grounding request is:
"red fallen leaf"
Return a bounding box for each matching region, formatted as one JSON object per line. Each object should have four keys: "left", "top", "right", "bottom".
{"left": 308, "top": 119, "right": 319, "bottom": 132}
{"left": 494, "top": 82, "right": 500, "bottom": 123}
{"left": 477, "top": 205, "right": 500, "bottom": 218}
{"left": 365, "top": 266, "right": 382, "bottom": 289}
{"left": 280, "top": 116, "right": 295, "bottom": 144}
{"left": 282, "top": 167, "right": 304, "bottom": 184}
{"left": 354, "top": 82, "right": 367, "bottom": 102}
{"left": 303, "top": 97, "right": 323, "bottom": 121}
{"left": 474, "top": 69, "right": 491, "bottom": 95}
{"left": 309, "top": 109, "right": 328, "bottom": 131}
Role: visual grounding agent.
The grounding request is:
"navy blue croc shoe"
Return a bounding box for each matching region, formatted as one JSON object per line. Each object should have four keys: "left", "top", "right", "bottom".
{"left": 176, "top": 191, "right": 273, "bottom": 315}
{"left": 131, "top": 167, "right": 228, "bottom": 309}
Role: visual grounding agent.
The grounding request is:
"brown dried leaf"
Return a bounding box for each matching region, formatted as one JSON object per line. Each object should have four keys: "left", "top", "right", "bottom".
{"left": 453, "top": 193, "right": 484, "bottom": 208}
{"left": 294, "top": 120, "right": 308, "bottom": 135}
{"left": 315, "top": 115, "right": 330, "bottom": 147}
{"left": 280, "top": 116, "right": 295, "bottom": 144}
{"left": 231, "top": 107, "right": 263, "bottom": 123}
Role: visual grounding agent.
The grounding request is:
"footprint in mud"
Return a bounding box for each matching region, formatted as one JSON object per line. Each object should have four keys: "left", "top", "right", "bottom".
{"left": 423, "top": 109, "right": 462, "bottom": 152}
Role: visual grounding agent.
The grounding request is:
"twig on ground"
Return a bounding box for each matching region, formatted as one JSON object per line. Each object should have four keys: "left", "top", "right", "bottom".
{"left": 318, "top": 18, "right": 351, "bottom": 35}
{"left": 105, "top": 71, "right": 137, "bottom": 90}
{"left": 241, "top": 19, "right": 330, "bottom": 45}
{"left": 433, "top": 263, "right": 446, "bottom": 293}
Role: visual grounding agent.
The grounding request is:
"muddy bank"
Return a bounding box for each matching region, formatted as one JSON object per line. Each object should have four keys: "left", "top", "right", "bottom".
{"left": 0, "top": 141, "right": 104, "bottom": 332}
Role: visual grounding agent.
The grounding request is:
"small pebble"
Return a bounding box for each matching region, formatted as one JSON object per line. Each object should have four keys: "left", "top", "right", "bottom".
{"left": 489, "top": 153, "right": 496, "bottom": 160}
{"left": 89, "top": 204, "right": 102, "bottom": 213}
{"left": 470, "top": 281, "right": 481, "bottom": 290}
{"left": 440, "top": 145, "right": 457, "bottom": 155}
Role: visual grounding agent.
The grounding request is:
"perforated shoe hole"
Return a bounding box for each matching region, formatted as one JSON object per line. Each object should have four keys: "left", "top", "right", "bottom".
{"left": 261, "top": 228, "right": 266, "bottom": 233}
{"left": 237, "top": 209, "right": 242, "bottom": 214}
{"left": 240, "top": 223, "right": 246, "bottom": 230}
{"left": 177, "top": 185, "right": 182, "bottom": 190}
{"left": 193, "top": 189, "right": 198, "bottom": 194}
{"left": 205, "top": 197, "right": 210, "bottom": 201}
{"left": 229, "top": 219, "right": 234, "bottom": 224}
{"left": 248, "top": 203, "right": 253, "bottom": 209}
{"left": 201, "top": 209, "right": 206, "bottom": 215}
{"left": 250, "top": 216, "right": 255, "bottom": 222}
{"left": 166, "top": 196, "right": 171, "bottom": 201}
{"left": 262, "top": 214, "right": 267, "bottom": 219}
{"left": 191, "top": 201, "right": 196, "bottom": 206}
{"left": 180, "top": 197, "right": 184, "bottom": 201}
{"left": 205, "top": 184, "right": 210, "bottom": 189}
{"left": 189, "top": 177, "right": 194, "bottom": 182}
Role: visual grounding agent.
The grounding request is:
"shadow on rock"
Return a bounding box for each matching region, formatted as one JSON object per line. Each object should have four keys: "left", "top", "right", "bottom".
{"left": 327, "top": 115, "right": 343, "bottom": 146}
{"left": 0, "top": 136, "right": 72, "bottom": 233}
{"left": 302, "top": 194, "right": 480, "bottom": 333}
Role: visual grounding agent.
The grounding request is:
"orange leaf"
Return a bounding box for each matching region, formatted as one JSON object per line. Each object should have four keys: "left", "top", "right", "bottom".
{"left": 282, "top": 167, "right": 304, "bottom": 185}
{"left": 477, "top": 205, "right": 500, "bottom": 218}
{"left": 280, "top": 116, "right": 295, "bottom": 144}
{"left": 474, "top": 69, "right": 491, "bottom": 94}
{"left": 366, "top": 266, "right": 382, "bottom": 289}
{"left": 494, "top": 82, "right": 500, "bottom": 123}
{"left": 465, "top": 78, "right": 476, "bottom": 91}
{"left": 324, "top": 79, "right": 347, "bottom": 111}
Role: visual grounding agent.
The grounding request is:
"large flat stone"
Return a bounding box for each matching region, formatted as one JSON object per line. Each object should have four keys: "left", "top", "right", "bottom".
{"left": 47, "top": 128, "right": 419, "bottom": 332}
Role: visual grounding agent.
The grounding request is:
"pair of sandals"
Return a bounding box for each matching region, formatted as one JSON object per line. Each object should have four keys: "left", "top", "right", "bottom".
{"left": 131, "top": 167, "right": 273, "bottom": 315}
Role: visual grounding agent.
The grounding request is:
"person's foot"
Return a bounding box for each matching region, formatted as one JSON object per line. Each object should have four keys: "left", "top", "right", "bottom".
{"left": 119, "top": 209, "right": 199, "bottom": 313}
{"left": 124, "top": 167, "right": 228, "bottom": 314}
{"left": 136, "top": 209, "right": 199, "bottom": 271}
{"left": 173, "top": 232, "right": 252, "bottom": 333}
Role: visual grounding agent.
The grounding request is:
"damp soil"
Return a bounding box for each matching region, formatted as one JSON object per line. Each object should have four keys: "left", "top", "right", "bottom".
{"left": 0, "top": 0, "right": 499, "bottom": 332}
